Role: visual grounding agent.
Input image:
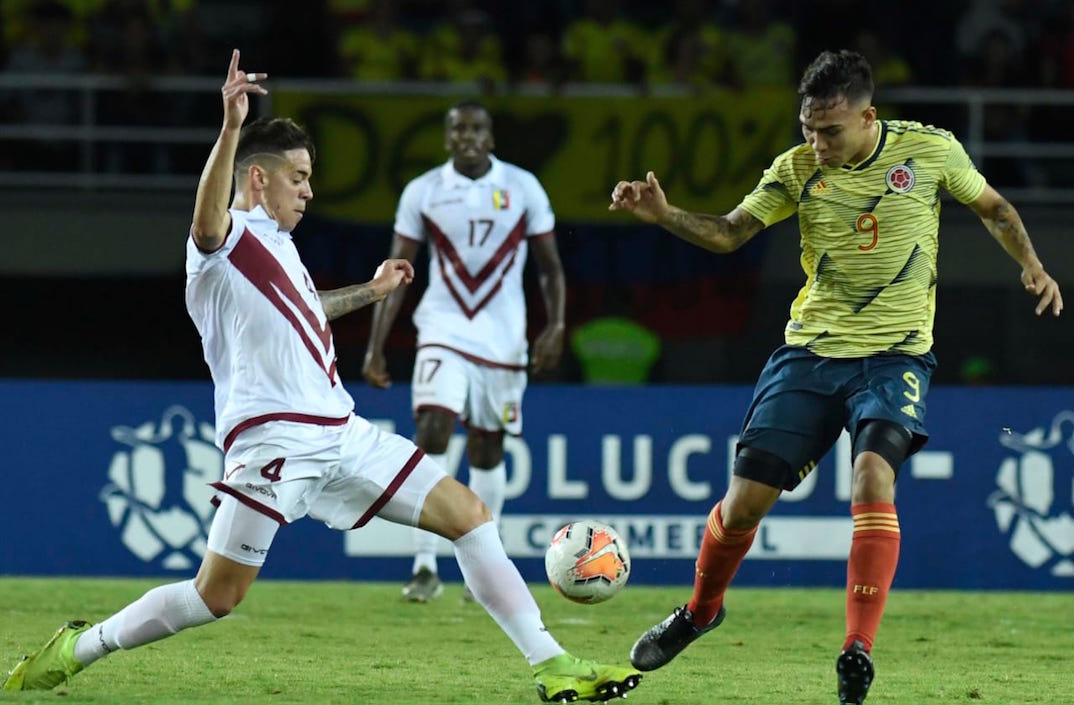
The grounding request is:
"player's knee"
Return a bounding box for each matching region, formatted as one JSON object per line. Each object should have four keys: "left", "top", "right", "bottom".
{"left": 851, "top": 463, "right": 896, "bottom": 504}
{"left": 467, "top": 429, "right": 504, "bottom": 468}
{"left": 725, "top": 447, "right": 788, "bottom": 529}
{"left": 720, "top": 501, "right": 763, "bottom": 530}
{"left": 196, "top": 583, "right": 247, "bottom": 618}
{"left": 457, "top": 490, "right": 493, "bottom": 532}
{"left": 852, "top": 420, "right": 912, "bottom": 475}
{"left": 415, "top": 412, "right": 454, "bottom": 453}
{"left": 851, "top": 421, "right": 910, "bottom": 503}
{"left": 423, "top": 480, "right": 492, "bottom": 541}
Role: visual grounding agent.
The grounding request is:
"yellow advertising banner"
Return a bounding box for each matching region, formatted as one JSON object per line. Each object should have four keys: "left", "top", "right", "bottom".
{"left": 272, "top": 89, "right": 797, "bottom": 223}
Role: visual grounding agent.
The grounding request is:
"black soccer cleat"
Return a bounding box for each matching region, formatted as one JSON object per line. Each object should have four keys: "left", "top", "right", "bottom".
{"left": 629, "top": 604, "right": 725, "bottom": 671}
{"left": 836, "top": 640, "right": 874, "bottom": 704}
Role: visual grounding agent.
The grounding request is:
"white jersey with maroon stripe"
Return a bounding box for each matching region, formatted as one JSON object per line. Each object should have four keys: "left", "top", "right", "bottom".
{"left": 185, "top": 206, "right": 354, "bottom": 451}
{"left": 394, "top": 156, "right": 555, "bottom": 366}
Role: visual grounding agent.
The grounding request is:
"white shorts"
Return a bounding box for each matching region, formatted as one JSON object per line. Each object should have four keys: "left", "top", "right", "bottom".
{"left": 206, "top": 415, "right": 446, "bottom": 566}
{"left": 411, "top": 345, "right": 526, "bottom": 434}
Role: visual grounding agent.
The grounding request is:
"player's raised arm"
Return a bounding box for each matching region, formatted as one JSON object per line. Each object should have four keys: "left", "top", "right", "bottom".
{"left": 191, "top": 49, "right": 267, "bottom": 252}
{"left": 609, "top": 170, "right": 764, "bottom": 253}
{"left": 363, "top": 234, "right": 421, "bottom": 388}
{"left": 968, "top": 183, "right": 1063, "bottom": 317}
{"left": 319, "top": 259, "right": 415, "bottom": 321}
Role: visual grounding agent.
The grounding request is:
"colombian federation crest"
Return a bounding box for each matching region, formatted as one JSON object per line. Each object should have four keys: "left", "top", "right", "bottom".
{"left": 988, "top": 411, "right": 1074, "bottom": 576}
{"left": 885, "top": 164, "right": 916, "bottom": 193}
{"left": 100, "top": 406, "right": 223, "bottom": 569}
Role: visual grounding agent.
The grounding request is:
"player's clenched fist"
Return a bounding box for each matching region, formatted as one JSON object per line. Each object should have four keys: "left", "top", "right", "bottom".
{"left": 372, "top": 259, "right": 415, "bottom": 297}
{"left": 608, "top": 171, "right": 670, "bottom": 224}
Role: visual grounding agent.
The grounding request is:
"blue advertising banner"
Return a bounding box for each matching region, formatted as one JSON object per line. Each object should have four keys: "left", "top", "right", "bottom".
{"left": 1, "top": 380, "right": 1072, "bottom": 590}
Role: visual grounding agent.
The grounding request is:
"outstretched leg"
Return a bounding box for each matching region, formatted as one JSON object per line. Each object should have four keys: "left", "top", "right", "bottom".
{"left": 4, "top": 496, "right": 271, "bottom": 691}
{"left": 630, "top": 451, "right": 782, "bottom": 671}
{"left": 418, "top": 474, "right": 641, "bottom": 702}
{"left": 404, "top": 409, "right": 456, "bottom": 602}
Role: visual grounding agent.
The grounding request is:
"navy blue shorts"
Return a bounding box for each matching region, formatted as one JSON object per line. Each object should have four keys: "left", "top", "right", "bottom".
{"left": 738, "top": 345, "right": 936, "bottom": 490}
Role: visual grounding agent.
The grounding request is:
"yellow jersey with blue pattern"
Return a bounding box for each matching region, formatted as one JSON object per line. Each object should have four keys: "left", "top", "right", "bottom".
{"left": 738, "top": 120, "right": 987, "bottom": 358}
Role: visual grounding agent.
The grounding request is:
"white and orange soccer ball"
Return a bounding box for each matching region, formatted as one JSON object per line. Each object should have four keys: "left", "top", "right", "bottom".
{"left": 544, "top": 520, "right": 630, "bottom": 604}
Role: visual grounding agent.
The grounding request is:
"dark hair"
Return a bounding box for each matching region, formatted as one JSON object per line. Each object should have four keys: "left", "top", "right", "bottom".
{"left": 235, "top": 117, "right": 316, "bottom": 167}
{"left": 444, "top": 99, "right": 492, "bottom": 129}
{"left": 798, "top": 50, "right": 874, "bottom": 108}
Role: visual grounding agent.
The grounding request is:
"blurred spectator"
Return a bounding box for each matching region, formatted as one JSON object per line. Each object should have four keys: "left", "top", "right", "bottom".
{"left": 561, "top": 0, "right": 647, "bottom": 84}
{"left": 3, "top": 1, "right": 86, "bottom": 121}
{"left": 336, "top": 0, "right": 419, "bottom": 81}
{"left": 89, "top": 0, "right": 171, "bottom": 173}
{"left": 960, "top": 26, "right": 1046, "bottom": 188}
{"left": 852, "top": 29, "right": 912, "bottom": 88}
{"left": 724, "top": 0, "right": 795, "bottom": 88}
{"left": 1041, "top": 1, "right": 1074, "bottom": 88}
{"left": 648, "top": 0, "right": 735, "bottom": 89}
{"left": 1, "top": 0, "right": 87, "bottom": 170}
{"left": 1, "top": 0, "right": 98, "bottom": 55}
{"left": 420, "top": 5, "right": 505, "bottom": 89}
{"left": 159, "top": 0, "right": 208, "bottom": 75}
{"left": 263, "top": 0, "right": 332, "bottom": 77}
{"left": 955, "top": 0, "right": 1027, "bottom": 68}
{"left": 517, "top": 32, "right": 565, "bottom": 87}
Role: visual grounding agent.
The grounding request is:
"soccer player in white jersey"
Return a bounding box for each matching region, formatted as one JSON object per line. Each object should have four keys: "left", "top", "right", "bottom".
{"left": 3, "top": 51, "right": 640, "bottom": 704}
{"left": 363, "top": 100, "right": 566, "bottom": 603}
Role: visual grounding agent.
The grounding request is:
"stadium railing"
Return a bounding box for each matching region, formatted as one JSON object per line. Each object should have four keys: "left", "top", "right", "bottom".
{"left": 0, "top": 75, "right": 1073, "bottom": 203}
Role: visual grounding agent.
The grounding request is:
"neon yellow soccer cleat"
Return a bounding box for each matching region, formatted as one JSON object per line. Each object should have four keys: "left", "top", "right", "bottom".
{"left": 533, "top": 653, "right": 642, "bottom": 702}
{"left": 3, "top": 620, "right": 91, "bottom": 691}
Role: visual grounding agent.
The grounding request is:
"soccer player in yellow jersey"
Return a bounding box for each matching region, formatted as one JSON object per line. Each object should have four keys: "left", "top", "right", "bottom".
{"left": 610, "top": 49, "right": 1062, "bottom": 705}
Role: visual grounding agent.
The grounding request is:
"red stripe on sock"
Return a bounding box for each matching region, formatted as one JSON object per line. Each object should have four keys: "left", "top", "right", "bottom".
{"left": 845, "top": 502, "right": 900, "bottom": 652}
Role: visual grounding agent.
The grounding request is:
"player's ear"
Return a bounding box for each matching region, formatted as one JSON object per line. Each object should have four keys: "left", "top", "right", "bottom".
{"left": 862, "top": 105, "right": 877, "bottom": 127}
{"left": 250, "top": 163, "right": 267, "bottom": 192}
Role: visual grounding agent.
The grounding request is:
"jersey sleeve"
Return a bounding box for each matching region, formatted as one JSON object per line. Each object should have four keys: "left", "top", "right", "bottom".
{"left": 393, "top": 177, "right": 426, "bottom": 241}
{"left": 737, "top": 149, "right": 799, "bottom": 227}
{"left": 940, "top": 135, "right": 987, "bottom": 204}
{"left": 522, "top": 171, "right": 555, "bottom": 235}
{"left": 185, "top": 209, "right": 246, "bottom": 276}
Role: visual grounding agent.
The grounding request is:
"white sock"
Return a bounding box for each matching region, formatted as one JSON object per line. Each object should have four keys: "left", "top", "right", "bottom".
{"left": 413, "top": 453, "right": 449, "bottom": 574}
{"left": 73, "top": 580, "right": 216, "bottom": 666}
{"left": 468, "top": 461, "right": 506, "bottom": 522}
{"left": 453, "top": 521, "right": 564, "bottom": 665}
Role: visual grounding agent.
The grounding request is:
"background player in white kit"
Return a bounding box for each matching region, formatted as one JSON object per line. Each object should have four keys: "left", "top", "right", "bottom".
{"left": 363, "top": 100, "right": 566, "bottom": 603}
{"left": 3, "top": 51, "right": 640, "bottom": 704}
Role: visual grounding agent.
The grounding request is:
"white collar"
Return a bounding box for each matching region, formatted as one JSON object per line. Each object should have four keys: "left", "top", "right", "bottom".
{"left": 439, "top": 155, "right": 503, "bottom": 188}
{"left": 242, "top": 204, "right": 291, "bottom": 237}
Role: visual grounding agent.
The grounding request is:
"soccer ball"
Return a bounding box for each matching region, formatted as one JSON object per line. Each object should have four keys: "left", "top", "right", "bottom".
{"left": 544, "top": 520, "right": 630, "bottom": 604}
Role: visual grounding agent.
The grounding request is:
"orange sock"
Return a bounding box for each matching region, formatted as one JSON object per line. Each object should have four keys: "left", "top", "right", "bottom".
{"left": 686, "top": 501, "right": 757, "bottom": 627}
{"left": 844, "top": 502, "right": 900, "bottom": 652}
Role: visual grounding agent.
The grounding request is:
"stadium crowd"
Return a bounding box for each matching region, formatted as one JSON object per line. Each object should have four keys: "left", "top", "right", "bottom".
{"left": 3, "top": 0, "right": 1071, "bottom": 179}
{"left": 2, "top": 0, "right": 1073, "bottom": 91}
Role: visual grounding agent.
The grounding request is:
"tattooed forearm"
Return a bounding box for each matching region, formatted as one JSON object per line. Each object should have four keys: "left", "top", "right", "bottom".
{"left": 982, "top": 199, "right": 1040, "bottom": 268}
{"left": 319, "top": 284, "right": 383, "bottom": 321}
{"left": 661, "top": 206, "right": 755, "bottom": 253}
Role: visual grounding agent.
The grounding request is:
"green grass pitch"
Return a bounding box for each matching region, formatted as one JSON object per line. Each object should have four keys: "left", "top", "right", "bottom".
{"left": 2, "top": 577, "right": 1072, "bottom": 704}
